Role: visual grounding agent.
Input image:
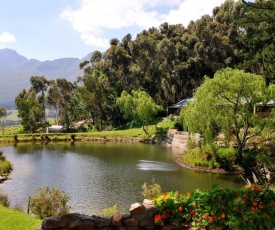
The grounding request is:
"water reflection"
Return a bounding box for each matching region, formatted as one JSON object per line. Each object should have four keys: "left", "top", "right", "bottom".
{"left": 0, "top": 143, "right": 244, "bottom": 214}
{"left": 137, "top": 160, "right": 179, "bottom": 171}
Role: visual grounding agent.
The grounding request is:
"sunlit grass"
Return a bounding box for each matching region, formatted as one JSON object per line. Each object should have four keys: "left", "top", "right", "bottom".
{"left": 0, "top": 116, "right": 176, "bottom": 144}
{"left": 0, "top": 204, "right": 42, "bottom": 230}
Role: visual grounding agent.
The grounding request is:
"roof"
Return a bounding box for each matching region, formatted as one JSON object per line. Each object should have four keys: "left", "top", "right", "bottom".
{"left": 168, "top": 98, "right": 193, "bottom": 109}
{"left": 256, "top": 100, "right": 275, "bottom": 106}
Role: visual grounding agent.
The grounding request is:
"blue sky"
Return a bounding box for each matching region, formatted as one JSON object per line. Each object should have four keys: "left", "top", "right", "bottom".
{"left": 0, "top": 0, "right": 250, "bottom": 61}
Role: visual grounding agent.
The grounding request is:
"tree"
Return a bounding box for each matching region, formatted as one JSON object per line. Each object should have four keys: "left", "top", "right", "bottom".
{"left": 239, "top": 0, "right": 275, "bottom": 83}
{"left": 30, "top": 76, "right": 52, "bottom": 121}
{"left": 15, "top": 89, "right": 47, "bottom": 133}
{"left": 0, "top": 106, "right": 7, "bottom": 135}
{"left": 77, "top": 70, "right": 117, "bottom": 130}
{"left": 54, "top": 78, "right": 75, "bottom": 130}
{"left": 183, "top": 68, "right": 275, "bottom": 164}
{"left": 116, "top": 89, "right": 162, "bottom": 134}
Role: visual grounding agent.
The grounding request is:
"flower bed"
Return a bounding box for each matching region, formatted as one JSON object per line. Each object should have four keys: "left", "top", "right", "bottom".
{"left": 153, "top": 184, "right": 275, "bottom": 229}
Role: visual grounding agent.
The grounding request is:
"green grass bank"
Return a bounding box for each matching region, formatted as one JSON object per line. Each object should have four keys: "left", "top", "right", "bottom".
{"left": 0, "top": 204, "right": 42, "bottom": 230}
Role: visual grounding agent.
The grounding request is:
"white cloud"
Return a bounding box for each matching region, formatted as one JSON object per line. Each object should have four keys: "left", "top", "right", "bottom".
{"left": 164, "top": 0, "right": 226, "bottom": 26}
{"left": 60, "top": 0, "right": 226, "bottom": 48}
{"left": 0, "top": 32, "right": 16, "bottom": 44}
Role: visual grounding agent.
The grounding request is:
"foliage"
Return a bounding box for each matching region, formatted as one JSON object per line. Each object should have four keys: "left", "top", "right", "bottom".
{"left": 15, "top": 89, "right": 49, "bottom": 133}
{"left": 116, "top": 89, "right": 162, "bottom": 134}
{"left": 181, "top": 146, "right": 220, "bottom": 169}
{"left": 77, "top": 70, "right": 117, "bottom": 130}
{"left": 153, "top": 185, "right": 275, "bottom": 229}
{"left": 216, "top": 147, "right": 237, "bottom": 170}
{"left": 28, "top": 186, "right": 70, "bottom": 219}
{"left": 98, "top": 204, "right": 119, "bottom": 217}
{"left": 154, "top": 127, "right": 169, "bottom": 141}
{"left": 0, "top": 204, "right": 42, "bottom": 230}
{"left": 183, "top": 68, "right": 275, "bottom": 163}
{"left": 0, "top": 192, "right": 10, "bottom": 207}
{"left": 142, "top": 182, "right": 162, "bottom": 199}
{"left": 0, "top": 151, "right": 13, "bottom": 175}
{"left": 238, "top": 0, "right": 275, "bottom": 83}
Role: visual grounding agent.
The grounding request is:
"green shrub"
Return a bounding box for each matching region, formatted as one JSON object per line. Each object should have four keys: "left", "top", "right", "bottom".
{"left": 0, "top": 151, "right": 13, "bottom": 175}
{"left": 0, "top": 192, "right": 10, "bottom": 207}
{"left": 153, "top": 185, "right": 275, "bottom": 229}
{"left": 28, "top": 186, "right": 70, "bottom": 219}
{"left": 181, "top": 146, "right": 220, "bottom": 169}
{"left": 98, "top": 204, "right": 119, "bottom": 216}
{"left": 154, "top": 127, "right": 168, "bottom": 140}
{"left": 142, "top": 182, "right": 163, "bottom": 199}
{"left": 173, "top": 116, "right": 183, "bottom": 131}
{"left": 12, "top": 204, "right": 24, "bottom": 212}
{"left": 216, "top": 147, "right": 237, "bottom": 170}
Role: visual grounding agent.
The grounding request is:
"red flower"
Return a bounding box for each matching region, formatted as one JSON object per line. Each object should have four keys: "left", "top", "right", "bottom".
{"left": 204, "top": 214, "right": 209, "bottom": 220}
{"left": 161, "top": 214, "right": 169, "bottom": 219}
{"left": 178, "top": 206, "right": 183, "bottom": 212}
{"left": 209, "top": 216, "right": 215, "bottom": 223}
{"left": 251, "top": 185, "right": 259, "bottom": 191}
{"left": 154, "top": 215, "right": 162, "bottom": 222}
{"left": 251, "top": 208, "right": 257, "bottom": 213}
{"left": 221, "top": 213, "right": 226, "bottom": 219}
{"left": 189, "top": 210, "right": 195, "bottom": 215}
{"left": 258, "top": 204, "right": 264, "bottom": 209}
{"left": 252, "top": 201, "right": 257, "bottom": 206}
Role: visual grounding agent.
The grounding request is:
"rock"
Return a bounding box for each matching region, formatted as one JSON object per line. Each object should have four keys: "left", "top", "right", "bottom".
{"left": 130, "top": 203, "right": 147, "bottom": 215}
{"left": 96, "top": 216, "right": 112, "bottom": 228}
{"left": 41, "top": 216, "right": 62, "bottom": 229}
{"left": 124, "top": 218, "right": 139, "bottom": 227}
{"left": 111, "top": 214, "right": 122, "bottom": 227}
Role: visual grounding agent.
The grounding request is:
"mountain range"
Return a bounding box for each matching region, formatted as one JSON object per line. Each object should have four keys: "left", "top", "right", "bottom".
{"left": 0, "top": 48, "right": 92, "bottom": 106}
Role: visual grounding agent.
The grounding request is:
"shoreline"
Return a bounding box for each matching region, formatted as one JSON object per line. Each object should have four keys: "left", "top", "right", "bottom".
{"left": 0, "top": 174, "right": 10, "bottom": 183}
{"left": 175, "top": 158, "right": 243, "bottom": 175}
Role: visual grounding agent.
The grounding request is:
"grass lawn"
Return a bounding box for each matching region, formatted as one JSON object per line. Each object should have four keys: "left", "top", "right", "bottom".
{"left": 0, "top": 204, "right": 42, "bottom": 230}
{"left": 0, "top": 116, "right": 176, "bottom": 144}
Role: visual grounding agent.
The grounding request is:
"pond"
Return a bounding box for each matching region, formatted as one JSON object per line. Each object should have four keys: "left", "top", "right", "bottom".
{"left": 0, "top": 143, "right": 244, "bottom": 214}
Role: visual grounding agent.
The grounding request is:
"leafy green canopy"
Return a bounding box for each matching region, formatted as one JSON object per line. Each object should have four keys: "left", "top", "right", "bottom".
{"left": 183, "top": 68, "right": 275, "bottom": 162}
{"left": 239, "top": 0, "right": 275, "bottom": 83}
{"left": 116, "top": 89, "right": 162, "bottom": 134}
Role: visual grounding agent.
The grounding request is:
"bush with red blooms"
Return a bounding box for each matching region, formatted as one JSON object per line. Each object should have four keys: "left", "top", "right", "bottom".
{"left": 153, "top": 185, "right": 275, "bottom": 229}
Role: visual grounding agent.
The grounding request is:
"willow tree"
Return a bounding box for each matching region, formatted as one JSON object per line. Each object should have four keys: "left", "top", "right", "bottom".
{"left": 116, "top": 89, "right": 162, "bottom": 134}
{"left": 183, "top": 68, "right": 274, "bottom": 164}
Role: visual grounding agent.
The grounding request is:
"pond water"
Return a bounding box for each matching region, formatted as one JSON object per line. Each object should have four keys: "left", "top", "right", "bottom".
{"left": 0, "top": 143, "right": 244, "bottom": 214}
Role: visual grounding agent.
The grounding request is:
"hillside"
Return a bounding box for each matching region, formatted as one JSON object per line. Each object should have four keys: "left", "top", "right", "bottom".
{"left": 0, "top": 48, "right": 91, "bottom": 105}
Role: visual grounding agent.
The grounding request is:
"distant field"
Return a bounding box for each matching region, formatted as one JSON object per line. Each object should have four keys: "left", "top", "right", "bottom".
{"left": 6, "top": 110, "right": 19, "bottom": 121}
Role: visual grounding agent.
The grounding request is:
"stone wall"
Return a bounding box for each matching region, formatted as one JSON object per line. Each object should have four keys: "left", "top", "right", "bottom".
{"left": 165, "top": 129, "right": 200, "bottom": 150}
{"left": 41, "top": 199, "right": 191, "bottom": 230}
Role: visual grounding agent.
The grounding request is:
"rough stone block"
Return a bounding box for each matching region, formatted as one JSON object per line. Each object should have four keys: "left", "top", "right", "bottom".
{"left": 96, "top": 216, "right": 112, "bottom": 228}
{"left": 41, "top": 216, "right": 62, "bottom": 229}
{"left": 111, "top": 214, "right": 122, "bottom": 226}
{"left": 124, "top": 218, "right": 139, "bottom": 227}
{"left": 130, "top": 203, "right": 146, "bottom": 215}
